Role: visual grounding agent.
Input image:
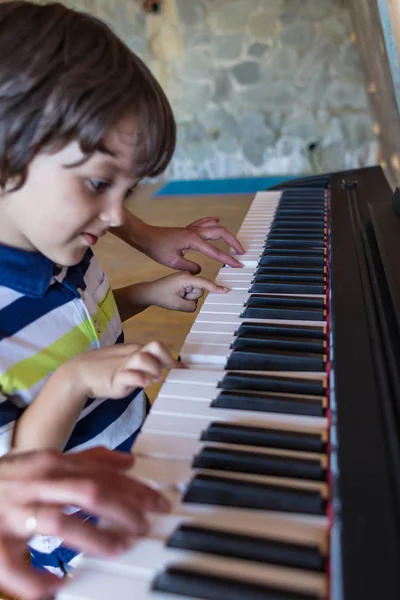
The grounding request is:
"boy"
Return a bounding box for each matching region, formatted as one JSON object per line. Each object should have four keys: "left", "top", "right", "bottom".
{"left": 0, "top": 0, "right": 227, "bottom": 578}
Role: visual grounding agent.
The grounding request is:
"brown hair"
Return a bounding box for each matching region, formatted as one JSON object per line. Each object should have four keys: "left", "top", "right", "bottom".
{"left": 0, "top": 1, "right": 176, "bottom": 189}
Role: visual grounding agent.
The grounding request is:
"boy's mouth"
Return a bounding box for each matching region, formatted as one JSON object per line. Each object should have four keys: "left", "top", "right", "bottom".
{"left": 82, "top": 232, "right": 99, "bottom": 245}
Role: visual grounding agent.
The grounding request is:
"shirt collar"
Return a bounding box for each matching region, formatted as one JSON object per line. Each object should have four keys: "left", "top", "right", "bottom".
{"left": 0, "top": 243, "right": 55, "bottom": 297}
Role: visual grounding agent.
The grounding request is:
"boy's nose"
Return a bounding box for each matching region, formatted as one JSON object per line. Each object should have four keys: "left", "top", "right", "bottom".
{"left": 99, "top": 199, "right": 125, "bottom": 228}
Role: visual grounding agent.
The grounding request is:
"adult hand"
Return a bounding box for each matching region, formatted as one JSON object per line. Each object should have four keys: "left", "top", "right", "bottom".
{"left": 0, "top": 447, "right": 169, "bottom": 599}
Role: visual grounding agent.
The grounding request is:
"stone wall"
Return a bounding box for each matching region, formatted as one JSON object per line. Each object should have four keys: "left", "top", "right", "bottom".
{"left": 15, "top": 0, "right": 380, "bottom": 179}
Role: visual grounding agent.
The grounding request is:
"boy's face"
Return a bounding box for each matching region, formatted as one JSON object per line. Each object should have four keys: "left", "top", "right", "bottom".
{"left": 0, "top": 114, "right": 139, "bottom": 266}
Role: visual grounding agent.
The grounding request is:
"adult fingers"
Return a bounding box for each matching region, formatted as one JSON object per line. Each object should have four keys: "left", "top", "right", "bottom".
{"left": 0, "top": 537, "right": 61, "bottom": 600}
{"left": 10, "top": 473, "right": 170, "bottom": 527}
{"left": 71, "top": 447, "right": 134, "bottom": 471}
{"left": 29, "top": 505, "right": 146, "bottom": 554}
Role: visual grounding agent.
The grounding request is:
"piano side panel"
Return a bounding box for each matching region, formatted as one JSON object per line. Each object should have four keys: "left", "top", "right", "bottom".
{"left": 330, "top": 169, "right": 400, "bottom": 600}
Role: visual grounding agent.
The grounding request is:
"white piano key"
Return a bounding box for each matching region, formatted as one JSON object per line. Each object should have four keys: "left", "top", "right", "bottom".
{"left": 204, "top": 289, "right": 327, "bottom": 306}
{"left": 230, "top": 253, "right": 262, "bottom": 266}
{"left": 195, "top": 311, "right": 326, "bottom": 328}
{"left": 131, "top": 456, "right": 327, "bottom": 495}
{"left": 81, "top": 538, "right": 327, "bottom": 598}
{"left": 142, "top": 412, "right": 326, "bottom": 444}
{"left": 150, "top": 396, "right": 327, "bottom": 430}
{"left": 215, "top": 277, "right": 252, "bottom": 290}
{"left": 204, "top": 291, "right": 251, "bottom": 306}
{"left": 191, "top": 320, "right": 246, "bottom": 334}
{"left": 145, "top": 506, "right": 328, "bottom": 553}
{"left": 166, "top": 367, "right": 326, "bottom": 385}
{"left": 184, "top": 331, "right": 235, "bottom": 345}
{"left": 133, "top": 432, "right": 327, "bottom": 465}
{"left": 166, "top": 368, "right": 222, "bottom": 385}
{"left": 190, "top": 320, "right": 326, "bottom": 334}
{"left": 58, "top": 568, "right": 190, "bottom": 600}
{"left": 159, "top": 378, "right": 325, "bottom": 405}
{"left": 180, "top": 341, "right": 326, "bottom": 370}
{"left": 180, "top": 342, "right": 229, "bottom": 366}
{"left": 219, "top": 267, "right": 257, "bottom": 276}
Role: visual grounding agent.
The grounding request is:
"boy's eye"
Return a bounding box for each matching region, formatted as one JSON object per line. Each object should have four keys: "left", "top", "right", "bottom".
{"left": 88, "top": 179, "right": 110, "bottom": 193}
{"left": 124, "top": 186, "right": 137, "bottom": 201}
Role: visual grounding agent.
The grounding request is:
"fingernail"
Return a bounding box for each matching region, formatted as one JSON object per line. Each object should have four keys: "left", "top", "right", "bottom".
{"left": 144, "top": 378, "right": 152, "bottom": 386}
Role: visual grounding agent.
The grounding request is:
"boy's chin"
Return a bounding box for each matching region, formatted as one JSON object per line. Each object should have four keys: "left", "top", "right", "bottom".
{"left": 50, "top": 247, "right": 87, "bottom": 267}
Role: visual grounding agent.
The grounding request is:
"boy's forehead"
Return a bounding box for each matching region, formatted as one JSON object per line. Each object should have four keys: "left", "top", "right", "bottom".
{"left": 38, "top": 114, "right": 139, "bottom": 174}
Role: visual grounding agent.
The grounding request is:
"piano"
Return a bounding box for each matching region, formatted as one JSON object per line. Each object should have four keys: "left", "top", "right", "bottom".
{"left": 58, "top": 166, "right": 400, "bottom": 600}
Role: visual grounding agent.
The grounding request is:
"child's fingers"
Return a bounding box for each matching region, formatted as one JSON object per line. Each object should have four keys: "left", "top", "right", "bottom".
{"left": 184, "top": 286, "right": 205, "bottom": 301}
{"left": 140, "top": 341, "right": 180, "bottom": 370}
{"left": 112, "top": 370, "right": 152, "bottom": 393}
{"left": 125, "top": 352, "right": 164, "bottom": 381}
{"left": 180, "top": 274, "right": 229, "bottom": 294}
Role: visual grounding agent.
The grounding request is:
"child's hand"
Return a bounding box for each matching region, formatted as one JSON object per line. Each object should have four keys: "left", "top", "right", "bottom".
{"left": 144, "top": 271, "right": 228, "bottom": 312}
{"left": 69, "top": 341, "right": 180, "bottom": 399}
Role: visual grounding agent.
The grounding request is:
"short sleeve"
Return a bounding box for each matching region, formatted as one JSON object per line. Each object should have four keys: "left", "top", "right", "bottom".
{"left": 0, "top": 386, "right": 25, "bottom": 456}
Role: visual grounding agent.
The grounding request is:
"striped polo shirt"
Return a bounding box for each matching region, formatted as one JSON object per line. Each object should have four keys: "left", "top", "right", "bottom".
{"left": 0, "top": 244, "right": 147, "bottom": 575}
{"left": 0, "top": 243, "right": 146, "bottom": 457}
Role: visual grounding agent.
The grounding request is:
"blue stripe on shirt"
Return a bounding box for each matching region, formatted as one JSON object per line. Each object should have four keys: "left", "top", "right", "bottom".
{"left": 0, "top": 397, "right": 25, "bottom": 429}
{"left": 0, "top": 292, "right": 73, "bottom": 341}
{"left": 63, "top": 388, "right": 143, "bottom": 452}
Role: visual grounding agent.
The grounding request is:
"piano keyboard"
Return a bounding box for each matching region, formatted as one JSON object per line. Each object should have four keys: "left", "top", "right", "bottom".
{"left": 59, "top": 187, "right": 332, "bottom": 600}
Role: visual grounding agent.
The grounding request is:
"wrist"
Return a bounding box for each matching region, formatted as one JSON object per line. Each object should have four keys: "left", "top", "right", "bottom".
{"left": 59, "top": 357, "right": 91, "bottom": 399}
{"left": 113, "top": 211, "right": 154, "bottom": 255}
{"left": 129, "top": 281, "right": 155, "bottom": 309}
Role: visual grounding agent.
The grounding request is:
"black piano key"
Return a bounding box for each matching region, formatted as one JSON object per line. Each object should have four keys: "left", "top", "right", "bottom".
{"left": 277, "top": 205, "right": 325, "bottom": 211}
{"left": 272, "top": 221, "right": 325, "bottom": 229}
{"left": 277, "top": 202, "right": 324, "bottom": 207}
{"left": 270, "top": 230, "right": 326, "bottom": 238}
{"left": 246, "top": 296, "right": 325, "bottom": 309}
{"left": 266, "top": 239, "right": 326, "bottom": 249}
{"left": 277, "top": 209, "right": 326, "bottom": 216}
{"left": 167, "top": 524, "right": 325, "bottom": 571}
{"left": 235, "top": 322, "right": 325, "bottom": 340}
{"left": 265, "top": 236, "right": 326, "bottom": 245}
{"left": 201, "top": 423, "right": 327, "bottom": 453}
{"left": 255, "top": 266, "right": 325, "bottom": 275}
{"left": 272, "top": 218, "right": 325, "bottom": 225}
{"left": 192, "top": 447, "right": 326, "bottom": 481}
{"left": 281, "top": 188, "right": 325, "bottom": 196}
{"left": 183, "top": 473, "right": 326, "bottom": 515}
{"left": 262, "top": 248, "right": 325, "bottom": 257}
{"left": 211, "top": 390, "right": 325, "bottom": 417}
{"left": 252, "top": 274, "right": 325, "bottom": 283}
{"left": 232, "top": 332, "right": 325, "bottom": 353}
{"left": 249, "top": 282, "right": 326, "bottom": 295}
{"left": 226, "top": 348, "right": 325, "bottom": 372}
{"left": 152, "top": 566, "right": 319, "bottom": 600}
{"left": 258, "top": 255, "right": 325, "bottom": 268}
{"left": 220, "top": 372, "right": 326, "bottom": 396}
{"left": 241, "top": 307, "right": 324, "bottom": 321}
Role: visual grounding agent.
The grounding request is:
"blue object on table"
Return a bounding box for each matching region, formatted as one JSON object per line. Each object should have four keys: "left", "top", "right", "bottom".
{"left": 154, "top": 176, "right": 299, "bottom": 196}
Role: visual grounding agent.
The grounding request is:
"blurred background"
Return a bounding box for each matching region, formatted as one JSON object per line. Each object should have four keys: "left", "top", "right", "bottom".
{"left": 20, "top": 0, "right": 400, "bottom": 187}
